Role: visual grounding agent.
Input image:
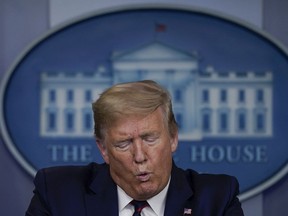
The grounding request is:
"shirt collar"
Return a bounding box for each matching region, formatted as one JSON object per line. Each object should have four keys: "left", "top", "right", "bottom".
{"left": 117, "top": 185, "right": 133, "bottom": 212}
{"left": 117, "top": 178, "right": 170, "bottom": 215}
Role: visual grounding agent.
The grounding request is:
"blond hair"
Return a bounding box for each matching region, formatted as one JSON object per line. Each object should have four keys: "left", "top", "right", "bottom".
{"left": 92, "top": 80, "right": 178, "bottom": 141}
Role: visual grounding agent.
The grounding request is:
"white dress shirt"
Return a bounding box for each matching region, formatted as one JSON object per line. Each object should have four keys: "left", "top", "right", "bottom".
{"left": 118, "top": 178, "right": 170, "bottom": 216}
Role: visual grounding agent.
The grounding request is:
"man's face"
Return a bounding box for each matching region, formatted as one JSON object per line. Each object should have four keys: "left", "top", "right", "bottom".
{"left": 97, "top": 107, "right": 178, "bottom": 200}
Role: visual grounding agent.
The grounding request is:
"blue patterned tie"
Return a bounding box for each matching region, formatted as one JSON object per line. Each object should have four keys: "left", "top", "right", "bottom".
{"left": 131, "top": 200, "right": 149, "bottom": 216}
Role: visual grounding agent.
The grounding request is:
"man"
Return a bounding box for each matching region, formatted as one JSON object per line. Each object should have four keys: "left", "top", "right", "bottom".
{"left": 26, "top": 80, "right": 244, "bottom": 216}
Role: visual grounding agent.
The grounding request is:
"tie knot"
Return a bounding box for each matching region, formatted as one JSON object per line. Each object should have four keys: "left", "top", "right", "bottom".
{"left": 131, "top": 200, "right": 149, "bottom": 215}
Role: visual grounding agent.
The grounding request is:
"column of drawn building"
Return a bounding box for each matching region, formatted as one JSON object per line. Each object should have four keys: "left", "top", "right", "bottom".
{"left": 198, "top": 66, "right": 273, "bottom": 138}
{"left": 39, "top": 42, "right": 273, "bottom": 139}
{"left": 40, "top": 70, "right": 111, "bottom": 137}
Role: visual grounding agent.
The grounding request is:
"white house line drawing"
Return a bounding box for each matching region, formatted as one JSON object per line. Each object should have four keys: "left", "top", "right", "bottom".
{"left": 40, "top": 42, "right": 273, "bottom": 140}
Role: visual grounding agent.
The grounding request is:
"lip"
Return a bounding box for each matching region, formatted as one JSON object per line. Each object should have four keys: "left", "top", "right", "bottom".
{"left": 136, "top": 172, "right": 151, "bottom": 182}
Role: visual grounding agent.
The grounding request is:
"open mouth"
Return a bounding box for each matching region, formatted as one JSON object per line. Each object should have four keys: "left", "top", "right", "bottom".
{"left": 136, "top": 172, "right": 151, "bottom": 182}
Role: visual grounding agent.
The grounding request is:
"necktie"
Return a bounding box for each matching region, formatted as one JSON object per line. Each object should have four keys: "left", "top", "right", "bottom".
{"left": 131, "top": 200, "right": 149, "bottom": 216}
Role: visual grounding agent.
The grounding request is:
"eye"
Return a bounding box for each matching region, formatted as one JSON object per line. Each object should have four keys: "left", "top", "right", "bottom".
{"left": 114, "top": 140, "right": 131, "bottom": 151}
{"left": 143, "top": 135, "right": 158, "bottom": 145}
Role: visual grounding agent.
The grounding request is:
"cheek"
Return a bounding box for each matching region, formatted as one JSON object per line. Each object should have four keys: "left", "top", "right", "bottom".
{"left": 109, "top": 150, "right": 133, "bottom": 169}
{"left": 150, "top": 144, "right": 172, "bottom": 164}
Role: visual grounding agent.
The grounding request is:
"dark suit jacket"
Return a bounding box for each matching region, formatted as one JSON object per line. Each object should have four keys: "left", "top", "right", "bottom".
{"left": 26, "top": 162, "right": 244, "bottom": 216}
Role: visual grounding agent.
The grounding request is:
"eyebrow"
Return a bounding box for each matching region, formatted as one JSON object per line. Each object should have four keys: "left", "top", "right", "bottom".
{"left": 114, "top": 131, "right": 160, "bottom": 142}
{"left": 140, "top": 131, "right": 159, "bottom": 138}
{"left": 113, "top": 137, "right": 132, "bottom": 144}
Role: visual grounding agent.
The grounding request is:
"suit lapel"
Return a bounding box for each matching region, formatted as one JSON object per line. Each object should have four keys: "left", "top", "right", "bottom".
{"left": 84, "top": 163, "right": 194, "bottom": 216}
{"left": 85, "top": 164, "right": 118, "bottom": 216}
{"left": 164, "top": 164, "right": 194, "bottom": 216}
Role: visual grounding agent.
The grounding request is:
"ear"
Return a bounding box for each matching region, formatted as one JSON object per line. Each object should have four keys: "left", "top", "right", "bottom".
{"left": 170, "top": 131, "right": 178, "bottom": 153}
{"left": 96, "top": 140, "right": 110, "bottom": 164}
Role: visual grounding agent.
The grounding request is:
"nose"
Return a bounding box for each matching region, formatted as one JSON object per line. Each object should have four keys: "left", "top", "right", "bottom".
{"left": 133, "top": 140, "right": 146, "bottom": 163}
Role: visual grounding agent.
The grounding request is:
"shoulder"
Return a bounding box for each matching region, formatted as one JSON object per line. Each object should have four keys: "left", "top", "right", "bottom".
{"left": 33, "top": 162, "right": 107, "bottom": 192}
{"left": 188, "top": 169, "right": 239, "bottom": 188}
{"left": 171, "top": 165, "right": 243, "bottom": 215}
{"left": 35, "top": 162, "right": 103, "bottom": 178}
{"left": 27, "top": 163, "right": 112, "bottom": 215}
{"left": 184, "top": 168, "right": 240, "bottom": 200}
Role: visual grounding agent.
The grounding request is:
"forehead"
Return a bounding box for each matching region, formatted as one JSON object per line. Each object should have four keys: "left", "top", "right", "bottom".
{"left": 107, "top": 108, "right": 165, "bottom": 136}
